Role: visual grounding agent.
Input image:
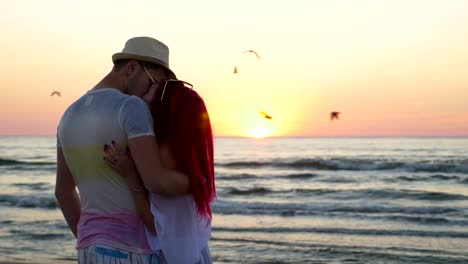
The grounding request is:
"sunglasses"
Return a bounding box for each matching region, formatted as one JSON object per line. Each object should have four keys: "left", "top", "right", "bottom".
{"left": 143, "top": 66, "right": 193, "bottom": 102}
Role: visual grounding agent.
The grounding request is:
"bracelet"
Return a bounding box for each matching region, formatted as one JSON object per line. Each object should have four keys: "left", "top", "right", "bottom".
{"left": 131, "top": 184, "right": 145, "bottom": 193}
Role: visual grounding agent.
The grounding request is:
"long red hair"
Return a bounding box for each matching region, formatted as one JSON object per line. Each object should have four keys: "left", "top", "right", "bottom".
{"left": 150, "top": 80, "right": 215, "bottom": 219}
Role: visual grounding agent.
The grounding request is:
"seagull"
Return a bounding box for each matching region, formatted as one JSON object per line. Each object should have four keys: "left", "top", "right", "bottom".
{"left": 242, "top": 50, "right": 261, "bottom": 59}
{"left": 50, "top": 91, "right": 61, "bottom": 97}
{"left": 260, "top": 111, "right": 272, "bottom": 120}
{"left": 233, "top": 50, "right": 262, "bottom": 74}
{"left": 330, "top": 112, "right": 340, "bottom": 120}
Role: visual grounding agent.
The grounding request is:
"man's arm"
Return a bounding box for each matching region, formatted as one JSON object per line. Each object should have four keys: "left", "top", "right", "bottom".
{"left": 55, "top": 147, "right": 81, "bottom": 238}
{"left": 128, "top": 136, "right": 190, "bottom": 196}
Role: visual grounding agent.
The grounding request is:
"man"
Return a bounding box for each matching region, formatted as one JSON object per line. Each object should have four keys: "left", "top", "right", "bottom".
{"left": 55, "top": 37, "right": 188, "bottom": 263}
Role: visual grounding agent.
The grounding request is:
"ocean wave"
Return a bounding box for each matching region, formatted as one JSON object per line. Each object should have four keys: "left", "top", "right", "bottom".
{"left": 8, "top": 224, "right": 69, "bottom": 240}
{"left": 30, "top": 233, "right": 68, "bottom": 240}
{"left": 339, "top": 188, "right": 468, "bottom": 201}
{"left": 225, "top": 187, "right": 337, "bottom": 196}
{"left": 211, "top": 226, "right": 468, "bottom": 238}
{"left": 210, "top": 237, "right": 468, "bottom": 263}
{"left": 374, "top": 214, "right": 468, "bottom": 226}
{"left": 0, "top": 158, "right": 24, "bottom": 165}
{"left": 216, "top": 172, "right": 319, "bottom": 181}
{"left": 384, "top": 174, "right": 465, "bottom": 183}
{"left": 216, "top": 173, "right": 258, "bottom": 180}
{"left": 12, "top": 182, "right": 51, "bottom": 190}
{"left": 223, "top": 186, "right": 468, "bottom": 201}
{"left": 216, "top": 171, "right": 466, "bottom": 185}
{"left": 227, "top": 187, "right": 272, "bottom": 195}
{"left": 212, "top": 200, "right": 462, "bottom": 220}
{"left": 0, "top": 194, "right": 57, "bottom": 209}
{"left": 284, "top": 173, "right": 319, "bottom": 179}
{"left": 211, "top": 236, "right": 468, "bottom": 264}
{"left": 217, "top": 158, "right": 468, "bottom": 174}
{"left": 0, "top": 158, "right": 55, "bottom": 166}
{"left": 0, "top": 158, "right": 56, "bottom": 173}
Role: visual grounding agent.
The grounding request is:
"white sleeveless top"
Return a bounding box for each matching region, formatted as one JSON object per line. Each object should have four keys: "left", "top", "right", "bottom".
{"left": 145, "top": 193, "right": 211, "bottom": 263}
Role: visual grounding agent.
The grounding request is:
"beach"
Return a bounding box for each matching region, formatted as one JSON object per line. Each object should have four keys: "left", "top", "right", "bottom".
{"left": 1, "top": 136, "right": 468, "bottom": 263}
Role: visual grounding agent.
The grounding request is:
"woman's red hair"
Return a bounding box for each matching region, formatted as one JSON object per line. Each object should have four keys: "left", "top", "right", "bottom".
{"left": 150, "top": 81, "right": 215, "bottom": 219}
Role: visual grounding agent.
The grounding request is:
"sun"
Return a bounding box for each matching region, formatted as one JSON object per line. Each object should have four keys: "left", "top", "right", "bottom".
{"left": 247, "top": 124, "right": 274, "bottom": 138}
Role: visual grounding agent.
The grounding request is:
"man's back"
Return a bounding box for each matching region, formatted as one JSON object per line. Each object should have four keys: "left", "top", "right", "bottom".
{"left": 57, "top": 88, "right": 156, "bottom": 253}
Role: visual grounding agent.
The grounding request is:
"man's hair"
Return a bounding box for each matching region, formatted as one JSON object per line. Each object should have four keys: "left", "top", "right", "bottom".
{"left": 113, "top": 59, "right": 175, "bottom": 79}
{"left": 113, "top": 59, "right": 134, "bottom": 72}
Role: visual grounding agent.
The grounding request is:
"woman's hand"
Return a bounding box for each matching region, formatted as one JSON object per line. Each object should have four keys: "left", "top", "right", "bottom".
{"left": 104, "top": 142, "right": 157, "bottom": 234}
{"left": 103, "top": 141, "right": 137, "bottom": 178}
{"left": 142, "top": 83, "right": 159, "bottom": 107}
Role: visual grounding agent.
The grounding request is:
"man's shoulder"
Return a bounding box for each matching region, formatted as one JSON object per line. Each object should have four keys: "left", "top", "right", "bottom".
{"left": 120, "top": 95, "right": 148, "bottom": 110}
{"left": 88, "top": 88, "right": 129, "bottom": 100}
{"left": 80, "top": 89, "right": 141, "bottom": 108}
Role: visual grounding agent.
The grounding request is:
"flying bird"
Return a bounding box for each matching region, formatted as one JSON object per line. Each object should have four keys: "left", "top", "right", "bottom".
{"left": 50, "top": 91, "right": 61, "bottom": 97}
{"left": 330, "top": 112, "right": 340, "bottom": 120}
{"left": 242, "top": 50, "right": 261, "bottom": 59}
{"left": 233, "top": 50, "right": 261, "bottom": 74}
{"left": 260, "top": 111, "right": 272, "bottom": 120}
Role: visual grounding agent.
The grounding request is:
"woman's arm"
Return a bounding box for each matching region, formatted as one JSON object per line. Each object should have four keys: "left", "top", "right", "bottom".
{"left": 124, "top": 167, "right": 157, "bottom": 235}
{"left": 103, "top": 143, "right": 157, "bottom": 235}
{"left": 128, "top": 136, "right": 189, "bottom": 195}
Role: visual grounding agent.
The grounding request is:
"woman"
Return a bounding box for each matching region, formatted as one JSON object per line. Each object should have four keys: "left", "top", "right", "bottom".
{"left": 104, "top": 79, "right": 215, "bottom": 264}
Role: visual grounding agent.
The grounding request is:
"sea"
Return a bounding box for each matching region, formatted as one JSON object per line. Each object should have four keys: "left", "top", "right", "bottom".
{"left": 0, "top": 136, "right": 467, "bottom": 263}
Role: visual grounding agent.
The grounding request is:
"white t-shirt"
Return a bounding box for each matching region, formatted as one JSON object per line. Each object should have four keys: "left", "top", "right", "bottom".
{"left": 57, "top": 88, "right": 157, "bottom": 253}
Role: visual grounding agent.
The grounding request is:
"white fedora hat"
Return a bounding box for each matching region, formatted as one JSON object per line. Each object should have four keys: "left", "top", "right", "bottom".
{"left": 112, "top": 36, "right": 175, "bottom": 76}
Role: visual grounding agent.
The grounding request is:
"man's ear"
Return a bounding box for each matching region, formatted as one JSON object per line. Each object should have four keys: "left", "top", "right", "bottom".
{"left": 123, "top": 60, "right": 141, "bottom": 78}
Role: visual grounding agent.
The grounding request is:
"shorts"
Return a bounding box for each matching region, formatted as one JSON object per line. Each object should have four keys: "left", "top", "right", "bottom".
{"left": 78, "top": 244, "right": 162, "bottom": 264}
{"left": 78, "top": 244, "right": 212, "bottom": 264}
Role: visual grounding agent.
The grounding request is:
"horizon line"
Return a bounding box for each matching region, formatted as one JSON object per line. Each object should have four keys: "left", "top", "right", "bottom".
{"left": 1, "top": 135, "right": 467, "bottom": 138}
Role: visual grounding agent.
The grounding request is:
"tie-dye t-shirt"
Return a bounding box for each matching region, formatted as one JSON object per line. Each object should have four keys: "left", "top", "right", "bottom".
{"left": 57, "top": 88, "right": 157, "bottom": 253}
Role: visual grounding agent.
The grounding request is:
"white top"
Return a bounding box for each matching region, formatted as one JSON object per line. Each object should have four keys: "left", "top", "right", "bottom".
{"left": 57, "top": 88, "right": 155, "bottom": 213}
{"left": 146, "top": 194, "right": 212, "bottom": 264}
{"left": 57, "top": 88, "right": 157, "bottom": 253}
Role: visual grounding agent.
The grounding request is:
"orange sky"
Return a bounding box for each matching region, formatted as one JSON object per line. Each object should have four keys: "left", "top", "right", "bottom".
{"left": 1, "top": 0, "right": 468, "bottom": 137}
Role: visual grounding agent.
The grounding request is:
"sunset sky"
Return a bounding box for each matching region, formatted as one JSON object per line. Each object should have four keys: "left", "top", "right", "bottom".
{"left": 1, "top": 0, "right": 468, "bottom": 137}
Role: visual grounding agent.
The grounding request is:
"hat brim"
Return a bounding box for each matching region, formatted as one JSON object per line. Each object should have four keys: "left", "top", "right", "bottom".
{"left": 112, "top": 52, "right": 175, "bottom": 77}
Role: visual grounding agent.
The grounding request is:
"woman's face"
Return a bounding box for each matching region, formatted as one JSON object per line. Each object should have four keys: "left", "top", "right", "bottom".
{"left": 140, "top": 70, "right": 172, "bottom": 106}
{"left": 128, "top": 65, "right": 168, "bottom": 99}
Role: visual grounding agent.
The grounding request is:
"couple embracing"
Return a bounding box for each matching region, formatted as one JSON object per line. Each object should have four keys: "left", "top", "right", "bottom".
{"left": 55, "top": 36, "right": 215, "bottom": 264}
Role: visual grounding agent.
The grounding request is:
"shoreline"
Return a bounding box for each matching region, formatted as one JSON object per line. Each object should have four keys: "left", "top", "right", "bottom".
{"left": 0, "top": 259, "right": 76, "bottom": 264}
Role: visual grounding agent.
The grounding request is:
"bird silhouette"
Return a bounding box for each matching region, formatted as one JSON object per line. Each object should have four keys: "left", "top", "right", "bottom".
{"left": 242, "top": 50, "right": 261, "bottom": 59}
{"left": 50, "top": 91, "right": 61, "bottom": 97}
{"left": 233, "top": 50, "right": 261, "bottom": 74}
{"left": 260, "top": 111, "right": 272, "bottom": 120}
{"left": 330, "top": 112, "right": 340, "bottom": 120}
